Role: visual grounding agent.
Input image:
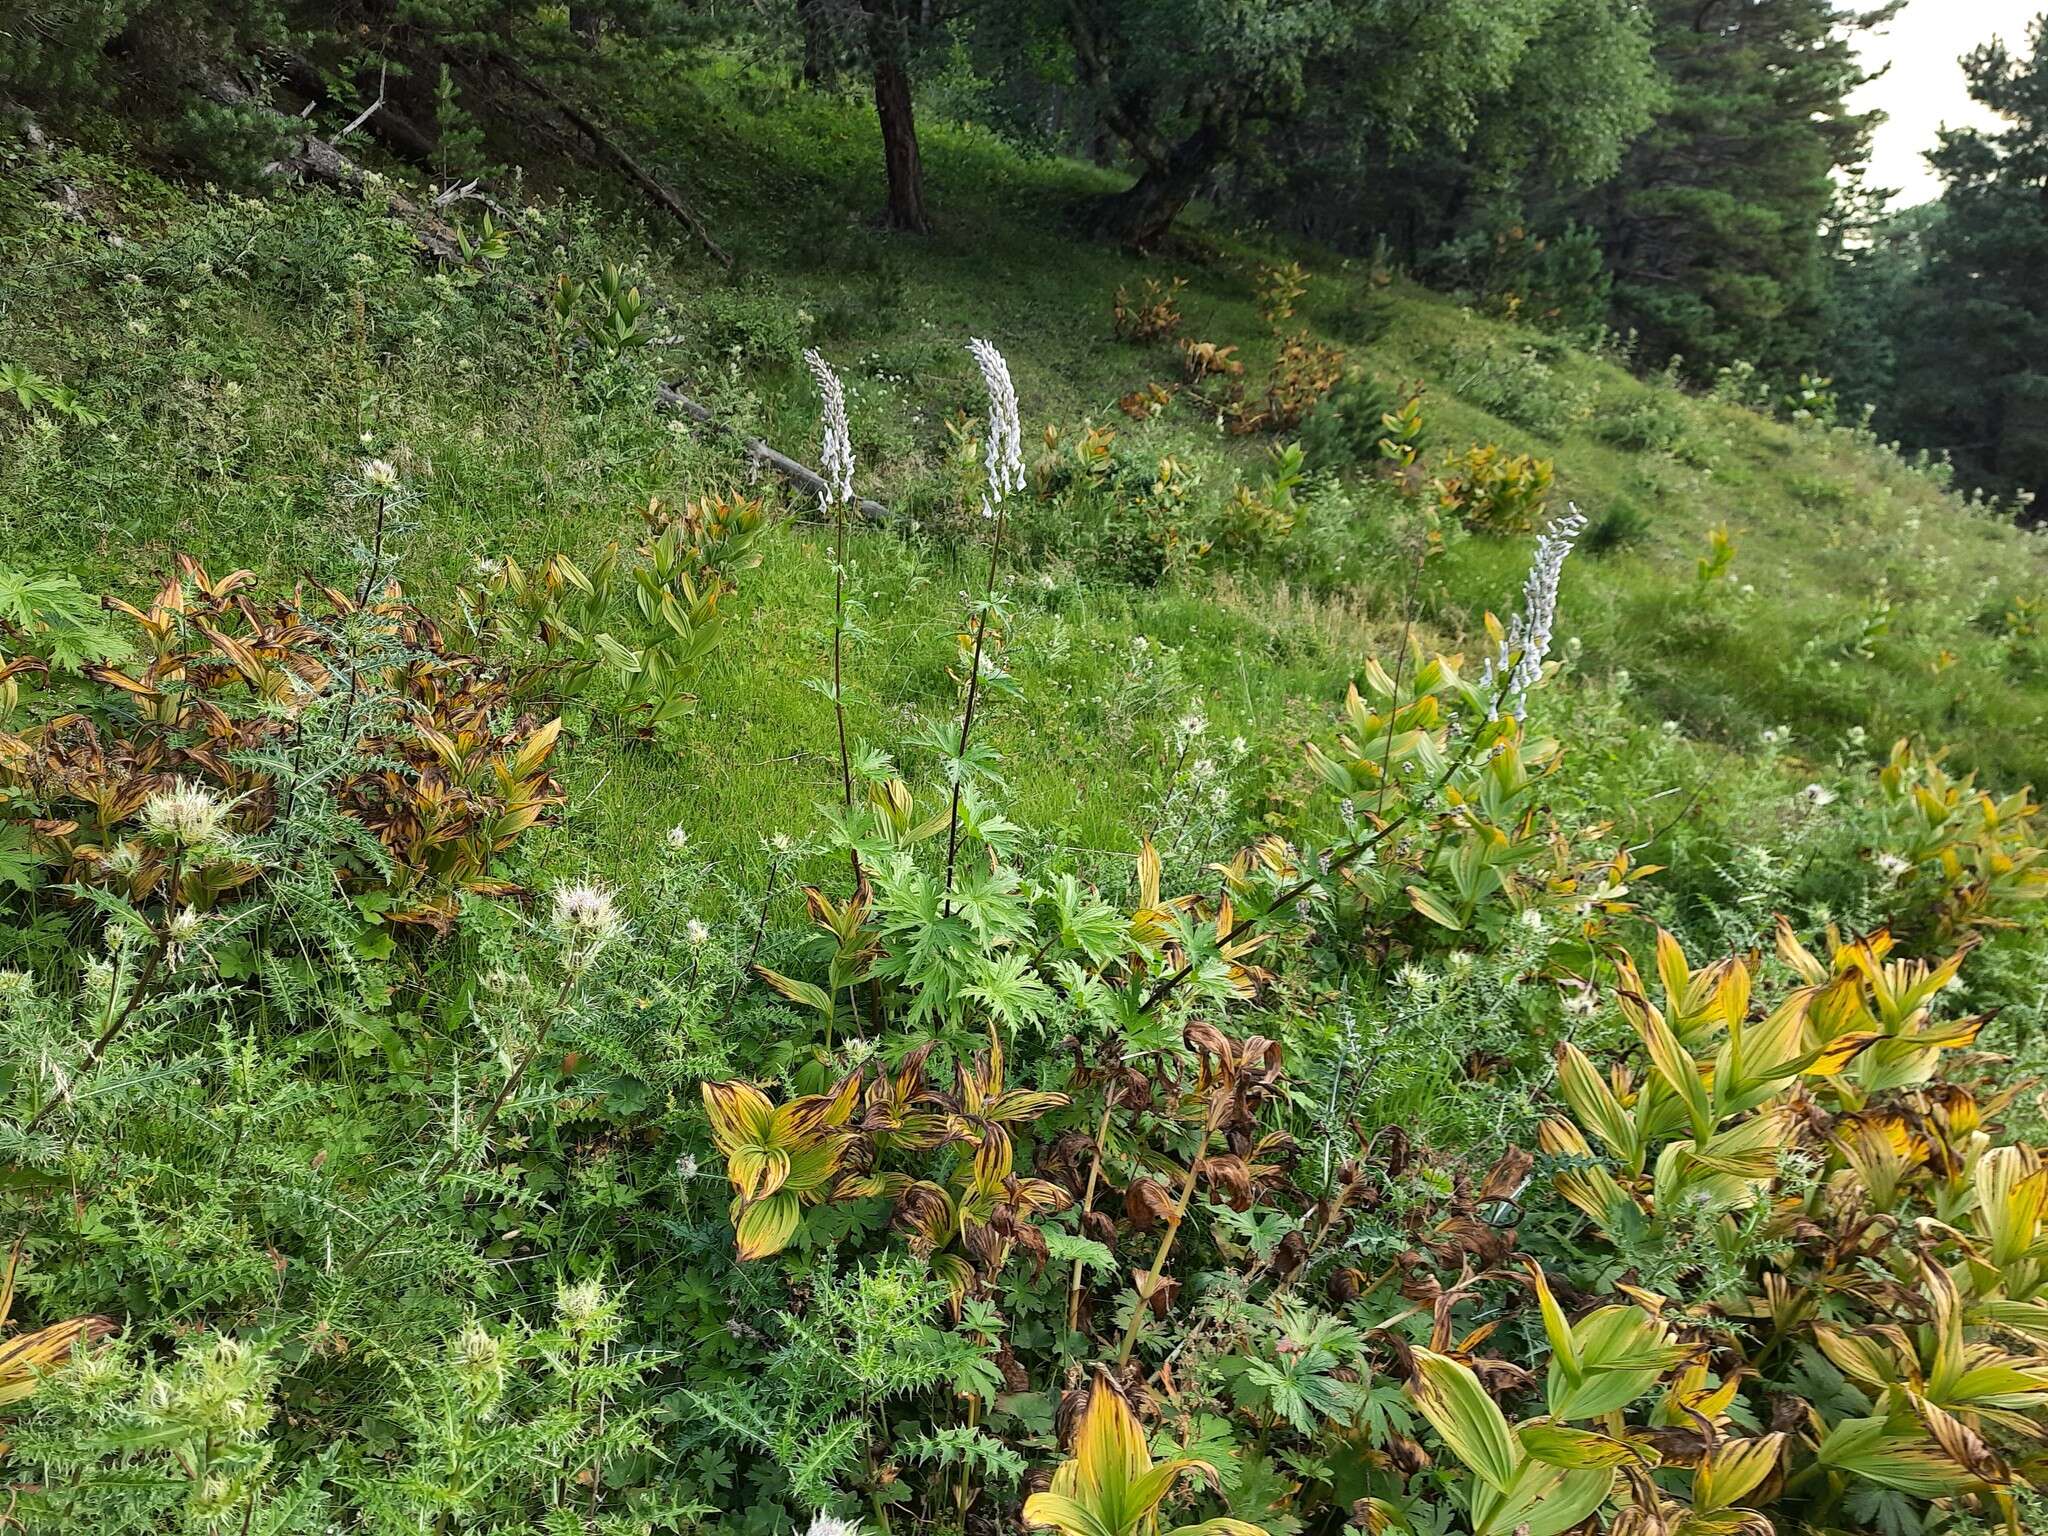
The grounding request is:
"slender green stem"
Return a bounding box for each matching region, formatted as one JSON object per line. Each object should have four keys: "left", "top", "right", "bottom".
{"left": 1117, "top": 1094, "right": 1226, "bottom": 1365}
{"left": 941, "top": 507, "right": 1006, "bottom": 914}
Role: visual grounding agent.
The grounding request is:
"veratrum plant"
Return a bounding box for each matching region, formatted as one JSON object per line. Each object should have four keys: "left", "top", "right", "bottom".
{"left": 1532, "top": 921, "right": 2048, "bottom": 1532}
{"left": 1023, "top": 1368, "right": 1266, "bottom": 1536}
{"left": 1403, "top": 1268, "right": 1691, "bottom": 1536}
{"left": 702, "top": 1074, "right": 860, "bottom": 1260}
{"left": 1874, "top": 738, "right": 2048, "bottom": 938}
{"left": 460, "top": 492, "right": 765, "bottom": 739}
{"left": 0, "top": 557, "right": 562, "bottom": 929}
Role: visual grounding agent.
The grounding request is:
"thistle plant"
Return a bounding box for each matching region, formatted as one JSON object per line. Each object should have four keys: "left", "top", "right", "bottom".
{"left": 807, "top": 349, "right": 864, "bottom": 899}
{"left": 941, "top": 338, "right": 1025, "bottom": 909}
{"left": 341, "top": 880, "right": 623, "bottom": 1270}
{"left": 1482, "top": 504, "right": 1587, "bottom": 720}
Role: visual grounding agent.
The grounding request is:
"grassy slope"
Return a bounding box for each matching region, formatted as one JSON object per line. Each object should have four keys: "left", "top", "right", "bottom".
{"left": 3, "top": 55, "right": 2045, "bottom": 929}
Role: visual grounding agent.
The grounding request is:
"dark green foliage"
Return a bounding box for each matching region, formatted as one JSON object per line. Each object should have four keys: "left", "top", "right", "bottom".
{"left": 1575, "top": 0, "right": 1892, "bottom": 378}
{"left": 1884, "top": 16, "right": 2048, "bottom": 507}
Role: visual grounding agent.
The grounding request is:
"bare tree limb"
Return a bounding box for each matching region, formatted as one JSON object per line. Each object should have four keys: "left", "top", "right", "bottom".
{"left": 657, "top": 385, "right": 887, "bottom": 522}
{"left": 200, "top": 72, "right": 466, "bottom": 262}
{"left": 491, "top": 55, "right": 732, "bottom": 270}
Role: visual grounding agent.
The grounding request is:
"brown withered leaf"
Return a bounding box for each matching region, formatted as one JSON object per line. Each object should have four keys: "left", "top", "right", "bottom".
{"left": 1195, "top": 1154, "right": 1254, "bottom": 1210}
{"left": 1477, "top": 1145, "right": 1535, "bottom": 1204}
{"left": 1125, "top": 1177, "right": 1176, "bottom": 1233}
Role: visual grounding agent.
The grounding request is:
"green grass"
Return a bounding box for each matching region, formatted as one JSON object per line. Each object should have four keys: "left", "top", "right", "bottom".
{"left": 3, "top": 49, "right": 2045, "bottom": 921}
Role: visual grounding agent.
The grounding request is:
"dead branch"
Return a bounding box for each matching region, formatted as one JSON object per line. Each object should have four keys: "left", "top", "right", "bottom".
{"left": 491, "top": 55, "right": 732, "bottom": 270}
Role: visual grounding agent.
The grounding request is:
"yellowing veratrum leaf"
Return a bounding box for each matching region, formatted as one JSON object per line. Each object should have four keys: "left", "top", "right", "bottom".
{"left": 1468, "top": 1459, "right": 1614, "bottom": 1536}
{"left": 731, "top": 1190, "right": 801, "bottom": 1260}
{"left": 701, "top": 1079, "right": 775, "bottom": 1152}
{"left": 1408, "top": 1348, "right": 1520, "bottom": 1495}
{"left": 1692, "top": 1434, "right": 1785, "bottom": 1511}
{"left": 1554, "top": 1042, "right": 1635, "bottom": 1164}
{"left": 1522, "top": 1259, "right": 1581, "bottom": 1380}
{"left": 1518, "top": 1421, "right": 1644, "bottom": 1470}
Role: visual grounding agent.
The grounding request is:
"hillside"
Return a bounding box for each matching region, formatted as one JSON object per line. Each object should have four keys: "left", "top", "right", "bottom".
{"left": 3, "top": 52, "right": 2048, "bottom": 1536}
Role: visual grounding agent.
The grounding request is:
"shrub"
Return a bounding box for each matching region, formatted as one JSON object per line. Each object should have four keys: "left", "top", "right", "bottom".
{"left": 0, "top": 555, "right": 563, "bottom": 932}
{"left": 1299, "top": 369, "right": 1394, "bottom": 472}
{"left": 1434, "top": 445, "right": 1556, "bottom": 534}
{"left": 1112, "top": 276, "right": 1188, "bottom": 342}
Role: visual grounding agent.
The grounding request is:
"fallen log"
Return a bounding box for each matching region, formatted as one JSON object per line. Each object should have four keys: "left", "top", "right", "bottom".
{"left": 657, "top": 385, "right": 888, "bottom": 523}
{"left": 200, "top": 73, "right": 466, "bottom": 262}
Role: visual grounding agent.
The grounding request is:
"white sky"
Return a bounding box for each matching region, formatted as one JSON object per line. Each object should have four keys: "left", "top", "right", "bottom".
{"left": 1847, "top": 0, "right": 2043, "bottom": 206}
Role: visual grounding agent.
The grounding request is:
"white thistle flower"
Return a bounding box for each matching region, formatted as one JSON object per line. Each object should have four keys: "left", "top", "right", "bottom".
{"left": 806, "top": 1514, "right": 863, "bottom": 1536}
{"left": 1876, "top": 852, "right": 1913, "bottom": 880}
{"left": 166, "top": 908, "right": 204, "bottom": 943}
{"left": 551, "top": 882, "right": 623, "bottom": 945}
{"left": 1799, "top": 783, "right": 1837, "bottom": 809}
{"left": 360, "top": 458, "right": 400, "bottom": 491}
{"left": 666, "top": 825, "right": 692, "bottom": 851}
{"left": 556, "top": 1277, "right": 609, "bottom": 1330}
{"left": 967, "top": 337, "right": 1024, "bottom": 512}
{"left": 1483, "top": 505, "right": 1588, "bottom": 721}
{"left": 803, "top": 349, "right": 855, "bottom": 514}
{"left": 685, "top": 919, "right": 711, "bottom": 946}
{"left": 139, "top": 780, "right": 229, "bottom": 849}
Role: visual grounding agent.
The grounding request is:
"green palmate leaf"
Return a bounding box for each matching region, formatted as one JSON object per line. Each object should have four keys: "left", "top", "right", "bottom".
{"left": 1407, "top": 1348, "right": 1519, "bottom": 1495}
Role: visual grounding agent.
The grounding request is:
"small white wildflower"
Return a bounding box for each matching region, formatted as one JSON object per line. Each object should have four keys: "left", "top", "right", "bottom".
{"left": 1799, "top": 783, "right": 1837, "bottom": 809}
{"left": 1846, "top": 725, "right": 1867, "bottom": 747}
{"left": 1229, "top": 735, "right": 1249, "bottom": 757}
{"left": 360, "top": 458, "right": 400, "bottom": 491}
{"left": 1876, "top": 852, "right": 1913, "bottom": 880}
{"left": 1189, "top": 757, "right": 1216, "bottom": 784}
{"left": 1661, "top": 719, "right": 1680, "bottom": 735}
{"left": 675, "top": 1152, "right": 700, "bottom": 1181}
{"left": 1519, "top": 907, "right": 1546, "bottom": 932}
{"left": 359, "top": 430, "right": 374, "bottom": 446}
{"left": 806, "top": 1513, "right": 863, "bottom": 1536}
{"left": 1395, "top": 962, "right": 1433, "bottom": 991}
{"left": 140, "top": 780, "right": 229, "bottom": 849}
{"left": 686, "top": 919, "right": 711, "bottom": 946}
{"left": 1612, "top": 668, "right": 1631, "bottom": 692}
{"left": 0, "top": 971, "right": 33, "bottom": 1004}
{"left": 474, "top": 555, "right": 503, "bottom": 579}
{"left": 666, "top": 825, "right": 692, "bottom": 851}
{"left": 769, "top": 832, "right": 794, "bottom": 855}
{"left": 166, "top": 908, "right": 204, "bottom": 943}
{"left": 1760, "top": 728, "right": 1781, "bottom": 746}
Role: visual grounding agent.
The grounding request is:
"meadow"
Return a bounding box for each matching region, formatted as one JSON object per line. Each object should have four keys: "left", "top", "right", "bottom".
{"left": 1, "top": 53, "right": 2046, "bottom": 1536}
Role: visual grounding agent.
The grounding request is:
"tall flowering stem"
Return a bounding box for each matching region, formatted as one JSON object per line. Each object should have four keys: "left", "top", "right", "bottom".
{"left": 805, "top": 348, "right": 864, "bottom": 896}
{"left": 1142, "top": 511, "right": 1586, "bottom": 1018}
{"left": 942, "top": 339, "right": 1026, "bottom": 910}
{"left": 1483, "top": 503, "right": 1587, "bottom": 721}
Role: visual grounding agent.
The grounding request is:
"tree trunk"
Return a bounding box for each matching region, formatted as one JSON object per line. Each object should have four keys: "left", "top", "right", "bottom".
{"left": 865, "top": 3, "right": 930, "bottom": 232}
{"left": 798, "top": 0, "right": 835, "bottom": 86}
{"left": 1093, "top": 121, "right": 1224, "bottom": 249}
